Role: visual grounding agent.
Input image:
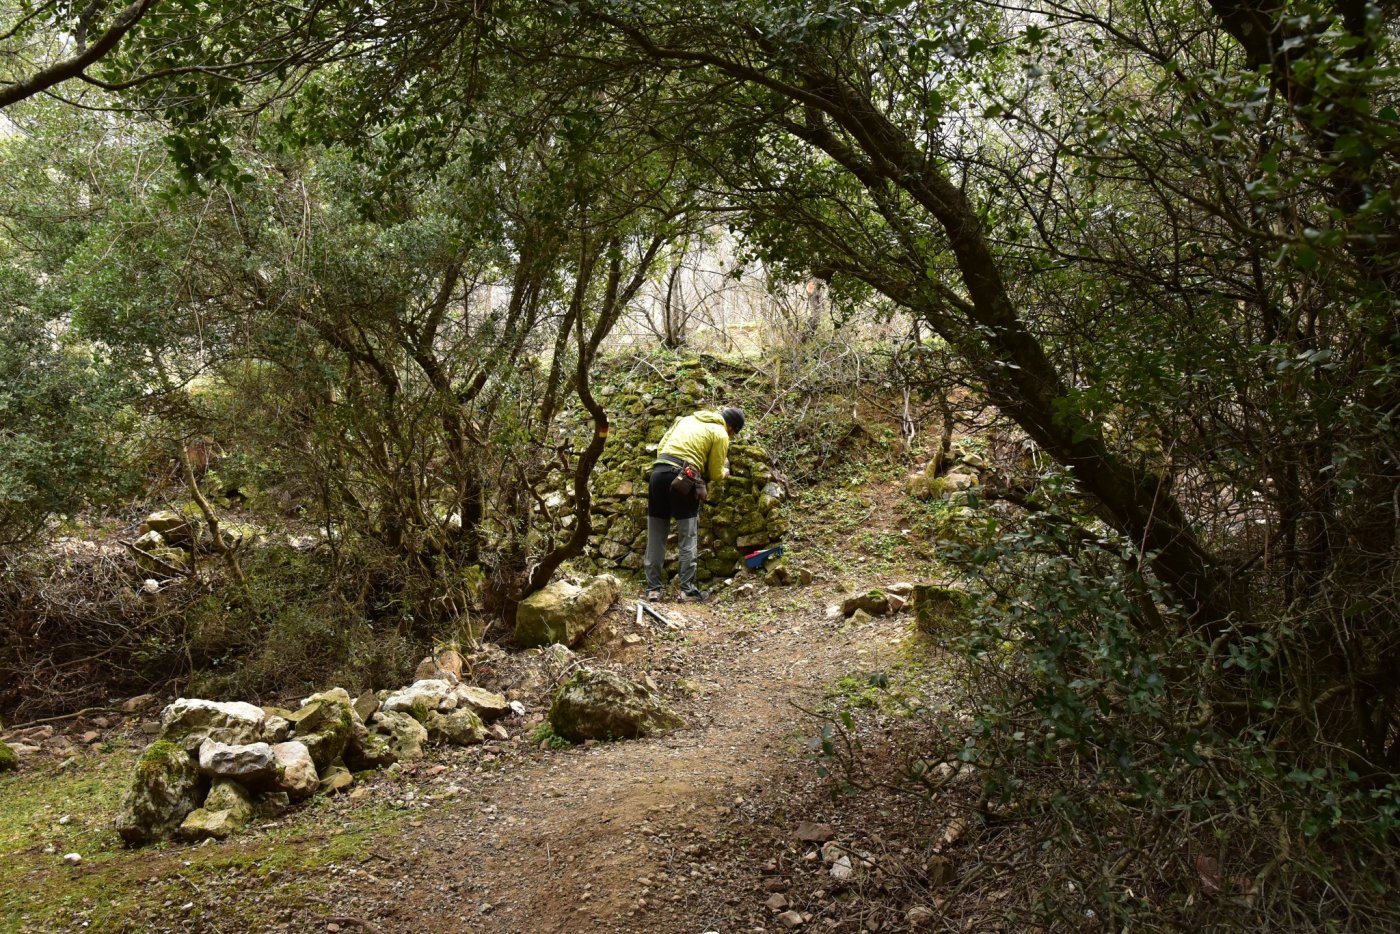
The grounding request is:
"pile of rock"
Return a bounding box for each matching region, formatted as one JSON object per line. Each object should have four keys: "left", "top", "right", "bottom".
{"left": 838, "top": 582, "right": 975, "bottom": 632}
{"left": 130, "top": 510, "right": 200, "bottom": 577}
{"left": 114, "top": 652, "right": 511, "bottom": 845}
{"left": 904, "top": 445, "right": 988, "bottom": 501}
{"left": 839, "top": 582, "right": 917, "bottom": 623}
{"left": 555, "top": 358, "right": 788, "bottom": 582}
{"left": 762, "top": 562, "right": 815, "bottom": 587}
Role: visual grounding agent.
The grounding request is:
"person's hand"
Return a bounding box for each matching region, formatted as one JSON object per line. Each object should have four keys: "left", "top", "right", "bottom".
{"left": 722, "top": 465, "right": 731, "bottom": 479}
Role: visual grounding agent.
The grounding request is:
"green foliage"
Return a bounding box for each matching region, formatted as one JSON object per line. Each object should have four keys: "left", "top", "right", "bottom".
{"left": 530, "top": 720, "right": 571, "bottom": 750}
{"left": 0, "top": 302, "right": 131, "bottom": 550}
{"left": 917, "top": 469, "right": 1400, "bottom": 927}
{"left": 183, "top": 543, "right": 420, "bottom": 700}
{"left": 4, "top": 0, "right": 1400, "bottom": 924}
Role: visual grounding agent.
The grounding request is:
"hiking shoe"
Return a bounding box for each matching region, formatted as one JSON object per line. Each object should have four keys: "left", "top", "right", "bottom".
{"left": 679, "top": 588, "right": 711, "bottom": 603}
{"left": 644, "top": 589, "right": 665, "bottom": 602}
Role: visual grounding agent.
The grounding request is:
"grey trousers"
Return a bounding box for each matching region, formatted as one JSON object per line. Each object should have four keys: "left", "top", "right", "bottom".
{"left": 644, "top": 515, "right": 698, "bottom": 591}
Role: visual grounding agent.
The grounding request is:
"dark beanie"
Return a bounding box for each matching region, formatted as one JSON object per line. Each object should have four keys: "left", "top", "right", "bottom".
{"left": 721, "top": 407, "right": 745, "bottom": 433}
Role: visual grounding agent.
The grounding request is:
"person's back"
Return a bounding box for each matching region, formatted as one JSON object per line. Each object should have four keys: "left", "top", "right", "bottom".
{"left": 655, "top": 410, "right": 731, "bottom": 483}
{"left": 645, "top": 406, "right": 745, "bottom": 601}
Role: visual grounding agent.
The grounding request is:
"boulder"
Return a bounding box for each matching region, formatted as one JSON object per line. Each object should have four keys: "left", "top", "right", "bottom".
{"left": 344, "top": 730, "right": 399, "bottom": 771}
{"left": 160, "top": 699, "right": 266, "bottom": 753}
{"left": 318, "top": 760, "right": 354, "bottom": 795}
{"left": 286, "top": 689, "right": 355, "bottom": 771}
{"left": 841, "top": 590, "right": 891, "bottom": 618}
{"left": 114, "top": 740, "right": 206, "bottom": 844}
{"left": 960, "top": 451, "right": 989, "bottom": 470}
{"left": 0, "top": 742, "right": 17, "bottom": 772}
{"left": 253, "top": 792, "right": 291, "bottom": 818}
{"left": 197, "top": 740, "right": 275, "bottom": 783}
{"left": 514, "top": 575, "right": 621, "bottom": 648}
{"left": 133, "top": 529, "right": 165, "bottom": 551}
{"left": 413, "top": 648, "right": 464, "bottom": 683}
{"left": 262, "top": 714, "right": 293, "bottom": 744}
{"left": 177, "top": 779, "right": 252, "bottom": 841}
{"left": 452, "top": 685, "right": 510, "bottom": 722}
{"left": 424, "top": 708, "right": 486, "bottom": 746}
{"left": 548, "top": 668, "right": 683, "bottom": 742}
{"left": 912, "top": 584, "right": 975, "bottom": 634}
{"left": 353, "top": 691, "right": 379, "bottom": 724}
{"left": 140, "top": 510, "right": 199, "bottom": 547}
{"left": 381, "top": 680, "right": 456, "bottom": 721}
{"left": 269, "top": 741, "right": 319, "bottom": 799}
{"left": 369, "top": 710, "right": 428, "bottom": 761}
{"left": 942, "top": 468, "right": 980, "bottom": 495}
{"left": 346, "top": 706, "right": 372, "bottom": 761}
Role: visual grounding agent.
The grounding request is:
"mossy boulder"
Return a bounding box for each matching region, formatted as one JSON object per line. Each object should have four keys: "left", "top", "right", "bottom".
{"left": 114, "top": 740, "right": 207, "bottom": 845}
{"left": 344, "top": 730, "right": 399, "bottom": 771}
{"left": 140, "top": 510, "right": 199, "bottom": 548}
{"left": 381, "top": 680, "right": 454, "bottom": 720}
{"left": 548, "top": 668, "right": 683, "bottom": 742}
{"left": 0, "top": 742, "right": 18, "bottom": 772}
{"left": 942, "top": 468, "right": 980, "bottom": 495}
{"left": 368, "top": 710, "right": 428, "bottom": 761}
{"left": 912, "top": 584, "right": 975, "bottom": 634}
{"left": 841, "top": 590, "right": 891, "bottom": 617}
{"left": 453, "top": 685, "right": 510, "bottom": 722}
{"left": 177, "top": 779, "right": 252, "bottom": 842}
{"left": 287, "top": 689, "right": 355, "bottom": 771}
{"left": 515, "top": 575, "right": 621, "bottom": 648}
{"left": 424, "top": 708, "right": 487, "bottom": 746}
{"left": 135, "top": 545, "right": 191, "bottom": 577}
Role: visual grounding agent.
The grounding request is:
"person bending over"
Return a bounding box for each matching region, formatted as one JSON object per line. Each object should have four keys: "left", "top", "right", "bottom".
{"left": 644, "top": 406, "right": 745, "bottom": 602}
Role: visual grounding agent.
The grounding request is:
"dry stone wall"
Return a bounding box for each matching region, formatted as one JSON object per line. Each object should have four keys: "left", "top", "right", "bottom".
{"left": 558, "top": 358, "right": 787, "bottom": 582}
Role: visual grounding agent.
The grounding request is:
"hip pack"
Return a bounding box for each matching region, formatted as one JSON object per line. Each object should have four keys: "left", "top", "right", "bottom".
{"left": 670, "top": 464, "right": 710, "bottom": 503}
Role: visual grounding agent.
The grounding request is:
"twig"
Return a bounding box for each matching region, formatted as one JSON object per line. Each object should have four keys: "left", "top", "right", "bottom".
{"left": 121, "top": 540, "right": 193, "bottom": 578}
{"left": 4, "top": 706, "right": 116, "bottom": 730}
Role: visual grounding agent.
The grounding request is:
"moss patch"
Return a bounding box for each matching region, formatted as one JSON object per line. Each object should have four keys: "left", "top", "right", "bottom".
{"left": 0, "top": 744, "right": 411, "bottom": 931}
{"left": 131, "top": 740, "right": 189, "bottom": 781}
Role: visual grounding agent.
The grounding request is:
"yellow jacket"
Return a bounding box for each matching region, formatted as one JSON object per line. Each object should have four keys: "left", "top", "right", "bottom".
{"left": 656, "top": 410, "right": 730, "bottom": 483}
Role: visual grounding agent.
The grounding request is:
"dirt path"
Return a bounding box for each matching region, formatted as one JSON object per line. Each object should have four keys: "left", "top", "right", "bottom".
{"left": 317, "top": 590, "right": 900, "bottom": 934}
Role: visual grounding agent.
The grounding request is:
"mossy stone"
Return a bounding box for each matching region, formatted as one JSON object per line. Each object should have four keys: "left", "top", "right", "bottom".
{"left": 912, "top": 584, "right": 975, "bottom": 634}
{"left": 115, "top": 740, "right": 207, "bottom": 845}
{"left": 548, "top": 668, "right": 683, "bottom": 742}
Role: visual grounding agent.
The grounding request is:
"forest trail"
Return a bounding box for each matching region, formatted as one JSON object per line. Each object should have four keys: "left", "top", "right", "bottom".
{"left": 321, "top": 591, "right": 903, "bottom": 934}
{"left": 4, "top": 482, "right": 928, "bottom": 934}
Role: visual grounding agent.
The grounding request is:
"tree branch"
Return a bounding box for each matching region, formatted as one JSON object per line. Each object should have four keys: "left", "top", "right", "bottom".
{"left": 0, "top": 0, "right": 158, "bottom": 109}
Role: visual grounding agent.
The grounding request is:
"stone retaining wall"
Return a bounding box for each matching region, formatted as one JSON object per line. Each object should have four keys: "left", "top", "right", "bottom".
{"left": 557, "top": 358, "right": 787, "bottom": 582}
